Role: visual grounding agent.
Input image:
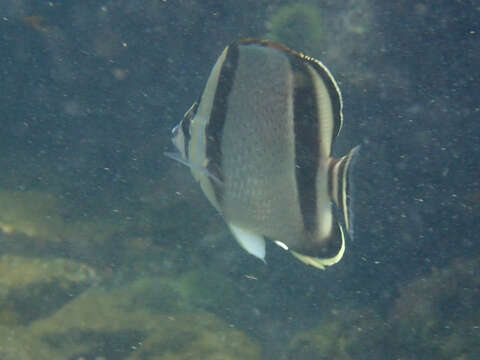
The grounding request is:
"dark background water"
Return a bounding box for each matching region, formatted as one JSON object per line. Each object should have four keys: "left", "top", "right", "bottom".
{"left": 0, "top": 0, "right": 479, "bottom": 359}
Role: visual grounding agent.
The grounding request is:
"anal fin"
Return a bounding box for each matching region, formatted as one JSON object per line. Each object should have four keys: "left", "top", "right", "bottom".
{"left": 291, "top": 225, "right": 346, "bottom": 270}
{"left": 228, "top": 223, "right": 266, "bottom": 263}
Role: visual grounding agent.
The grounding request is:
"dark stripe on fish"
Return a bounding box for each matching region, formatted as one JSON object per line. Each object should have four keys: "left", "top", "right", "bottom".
{"left": 205, "top": 44, "right": 239, "bottom": 202}
{"left": 291, "top": 56, "right": 319, "bottom": 233}
{"left": 239, "top": 39, "right": 342, "bottom": 143}
{"left": 182, "top": 101, "right": 198, "bottom": 158}
{"left": 306, "top": 59, "right": 343, "bottom": 143}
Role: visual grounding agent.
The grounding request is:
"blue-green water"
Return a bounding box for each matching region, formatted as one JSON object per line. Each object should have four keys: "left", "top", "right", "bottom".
{"left": 0, "top": 1, "right": 478, "bottom": 359}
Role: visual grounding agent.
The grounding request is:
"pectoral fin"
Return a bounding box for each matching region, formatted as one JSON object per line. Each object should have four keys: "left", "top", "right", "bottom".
{"left": 164, "top": 151, "right": 223, "bottom": 186}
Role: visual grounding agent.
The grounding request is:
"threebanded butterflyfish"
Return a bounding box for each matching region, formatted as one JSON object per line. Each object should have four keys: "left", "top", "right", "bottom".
{"left": 167, "top": 39, "right": 359, "bottom": 269}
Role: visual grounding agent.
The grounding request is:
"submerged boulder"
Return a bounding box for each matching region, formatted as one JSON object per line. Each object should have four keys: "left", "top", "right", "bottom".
{"left": 24, "top": 278, "right": 261, "bottom": 360}
{"left": 285, "top": 308, "right": 388, "bottom": 360}
{"left": 0, "top": 255, "right": 98, "bottom": 325}
{"left": 390, "top": 257, "right": 480, "bottom": 359}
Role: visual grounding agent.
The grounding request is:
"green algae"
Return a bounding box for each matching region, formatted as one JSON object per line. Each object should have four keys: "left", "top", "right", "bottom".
{"left": 390, "top": 257, "right": 480, "bottom": 359}
{"left": 0, "top": 326, "right": 58, "bottom": 360}
{"left": 24, "top": 278, "right": 261, "bottom": 360}
{"left": 127, "top": 312, "right": 261, "bottom": 360}
{"left": 285, "top": 308, "right": 388, "bottom": 360}
{"left": 0, "top": 255, "right": 97, "bottom": 290}
{"left": 0, "top": 255, "right": 98, "bottom": 325}
{"left": 282, "top": 256, "right": 480, "bottom": 360}
{"left": 265, "top": 3, "right": 324, "bottom": 55}
{"left": 173, "top": 268, "right": 240, "bottom": 313}
{"left": 0, "top": 190, "right": 64, "bottom": 241}
{"left": 0, "top": 189, "right": 126, "bottom": 253}
{"left": 264, "top": 0, "right": 380, "bottom": 91}
{"left": 108, "top": 268, "right": 242, "bottom": 318}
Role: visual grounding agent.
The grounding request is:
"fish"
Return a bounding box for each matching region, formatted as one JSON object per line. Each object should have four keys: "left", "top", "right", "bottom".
{"left": 167, "top": 39, "right": 359, "bottom": 269}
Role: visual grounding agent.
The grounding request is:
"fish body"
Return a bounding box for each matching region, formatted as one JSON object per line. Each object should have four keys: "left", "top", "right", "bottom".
{"left": 168, "top": 39, "right": 359, "bottom": 269}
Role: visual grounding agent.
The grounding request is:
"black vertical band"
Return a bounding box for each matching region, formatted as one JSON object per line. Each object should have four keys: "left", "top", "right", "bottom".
{"left": 205, "top": 43, "right": 240, "bottom": 204}
{"left": 291, "top": 56, "right": 320, "bottom": 233}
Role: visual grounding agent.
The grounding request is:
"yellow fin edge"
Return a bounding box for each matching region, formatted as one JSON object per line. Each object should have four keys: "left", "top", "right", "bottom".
{"left": 290, "top": 226, "right": 346, "bottom": 270}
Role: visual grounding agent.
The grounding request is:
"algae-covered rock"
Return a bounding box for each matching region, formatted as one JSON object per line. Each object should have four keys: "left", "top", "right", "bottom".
{"left": 107, "top": 268, "right": 242, "bottom": 316}
{"left": 0, "top": 189, "right": 126, "bottom": 261}
{"left": 390, "top": 257, "right": 480, "bottom": 359}
{"left": 0, "top": 326, "right": 59, "bottom": 360}
{"left": 0, "top": 255, "right": 98, "bottom": 291}
{"left": 172, "top": 268, "right": 241, "bottom": 314}
{"left": 0, "top": 190, "right": 65, "bottom": 241}
{"left": 27, "top": 277, "right": 261, "bottom": 360}
{"left": 264, "top": 0, "right": 380, "bottom": 91}
{"left": 127, "top": 312, "right": 261, "bottom": 360}
{"left": 285, "top": 308, "right": 388, "bottom": 360}
{"left": 0, "top": 255, "right": 98, "bottom": 325}
{"left": 0, "top": 189, "right": 119, "bottom": 243}
{"left": 265, "top": 3, "right": 323, "bottom": 55}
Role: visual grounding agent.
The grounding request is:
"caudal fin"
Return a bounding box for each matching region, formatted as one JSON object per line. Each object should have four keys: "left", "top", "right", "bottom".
{"left": 328, "top": 145, "right": 360, "bottom": 237}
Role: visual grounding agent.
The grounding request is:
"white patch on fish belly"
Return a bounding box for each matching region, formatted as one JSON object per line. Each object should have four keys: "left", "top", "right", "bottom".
{"left": 228, "top": 223, "right": 266, "bottom": 262}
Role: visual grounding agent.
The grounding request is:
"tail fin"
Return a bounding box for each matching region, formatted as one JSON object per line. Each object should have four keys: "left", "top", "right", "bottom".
{"left": 328, "top": 145, "right": 360, "bottom": 237}
{"left": 289, "top": 146, "right": 359, "bottom": 270}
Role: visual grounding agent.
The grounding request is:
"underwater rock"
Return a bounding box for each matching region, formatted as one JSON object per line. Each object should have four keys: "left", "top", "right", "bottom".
{"left": 390, "top": 257, "right": 480, "bottom": 359}
{"left": 105, "top": 269, "right": 242, "bottom": 317}
{"left": 0, "top": 189, "right": 118, "bottom": 245}
{"left": 0, "top": 326, "right": 59, "bottom": 360}
{"left": 0, "top": 190, "right": 64, "bottom": 241}
{"left": 284, "top": 308, "right": 388, "bottom": 360}
{"left": 26, "top": 277, "right": 261, "bottom": 359}
{"left": 0, "top": 255, "right": 98, "bottom": 325}
{"left": 172, "top": 268, "right": 241, "bottom": 314}
{"left": 264, "top": 0, "right": 382, "bottom": 91}
{"left": 127, "top": 312, "right": 262, "bottom": 360}
{"left": 0, "top": 189, "right": 127, "bottom": 265}
{"left": 281, "top": 256, "right": 480, "bottom": 360}
{"left": 265, "top": 3, "right": 323, "bottom": 56}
